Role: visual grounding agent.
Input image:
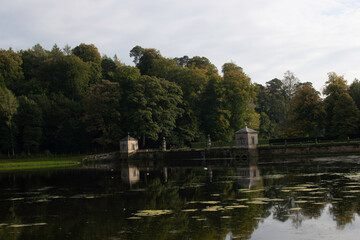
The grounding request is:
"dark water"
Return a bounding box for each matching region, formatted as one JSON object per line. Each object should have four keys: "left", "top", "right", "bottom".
{"left": 1, "top": 155, "right": 360, "bottom": 240}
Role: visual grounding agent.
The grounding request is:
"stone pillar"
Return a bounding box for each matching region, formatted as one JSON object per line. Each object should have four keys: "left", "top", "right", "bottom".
{"left": 207, "top": 134, "right": 211, "bottom": 150}
{"left": 162, "top": 137, "right": 166, "bottom": 151}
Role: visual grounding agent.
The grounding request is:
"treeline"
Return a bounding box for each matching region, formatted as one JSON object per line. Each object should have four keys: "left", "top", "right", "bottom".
{"left": 0, "top": 43, "right": 359, "bottom": 156}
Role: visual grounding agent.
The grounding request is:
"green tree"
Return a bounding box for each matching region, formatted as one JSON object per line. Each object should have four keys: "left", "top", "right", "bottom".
{"left": 259, "top": 112, "right": 273, "bottom": 139}
{"left": 200, "top": 75, "right": 231, "bottom": 141}
{"left": 41, "top": 55, "right": 90, "bottom": 100}
{"left": 323, "top": 72, "right": 349, "bottom": 136}
{"left": 15, "top": 96, "right": 42, "bottom": 155}
{"left": 126, "top": 75, "right": 183, "bottom": 146}
{"left": 82, "top": 80, "right": 122, "bottom": 149}
{"left": 222, "top": 63, "right": 256, "bottom": 133}
{"left": 0, "top": 49, "right": 24, "bottom": 92}
{"left": 331, "top": 92, "right": 360, "bottom": 137}
{"left": 349, "top": 79, "right": 360, "bottom": 110}
{"left": 135, "top": 48, "right": 162, "bottom": 76}
{"left": 0, "top": 86, "right": 18, "bottom": 155}
{"left": 72, "top": 43, "right": 102, "bottom": 84}
{"left": 167, "top": 67, "right": 209, "bottom": 144}
{"left": 101, "top": 56, "right": 117, "bottom": 81}
{"left": 46, "top": 93, "right": 86, "bottom": 152}
{"left": 288, "top": 83, "right": 325, "bottom": 137}
{"left": 129, "top": 45, "right": 145, "bottom": 65}
{"left": 19, "top": 44, "right": 48, "bottom": 95}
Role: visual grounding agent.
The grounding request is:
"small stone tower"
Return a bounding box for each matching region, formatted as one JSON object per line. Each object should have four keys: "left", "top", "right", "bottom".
{"left": 235, "top": 126, "right": 258, "bottom": 149}
{"left": 120, "top": 135, "right": 139, "bottom": 154}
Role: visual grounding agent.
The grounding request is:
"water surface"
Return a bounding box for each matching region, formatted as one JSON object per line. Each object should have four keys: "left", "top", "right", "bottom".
{"left": 1, "top": 155, "right": 360, "bottom": 239}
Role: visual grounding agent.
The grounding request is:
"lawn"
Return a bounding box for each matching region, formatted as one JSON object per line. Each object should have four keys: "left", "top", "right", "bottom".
{"left": 0, "top": 156, "right": 82, "bottom": 171}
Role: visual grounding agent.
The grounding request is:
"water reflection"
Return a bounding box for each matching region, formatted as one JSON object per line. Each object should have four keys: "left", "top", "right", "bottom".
{"left": 1, "top": 156, "right": 360, "bottom": 239}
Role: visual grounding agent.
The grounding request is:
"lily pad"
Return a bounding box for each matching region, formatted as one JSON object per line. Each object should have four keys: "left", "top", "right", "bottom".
{"left": 182, "top": 209, "right": 198, "bottom": 212}
{"left": 289, "top": 208, "right": 302, "bottom": 211}
{"left": 202, "top": 206, "right": 224, "bottom": 212}
{"left": 134, "top": 210, "right": 173, "bottom": 217}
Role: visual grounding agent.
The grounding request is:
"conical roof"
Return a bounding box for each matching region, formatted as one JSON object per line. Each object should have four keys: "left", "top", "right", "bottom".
{"left": 235, "top": 126, "right": 257, "bottom": 134}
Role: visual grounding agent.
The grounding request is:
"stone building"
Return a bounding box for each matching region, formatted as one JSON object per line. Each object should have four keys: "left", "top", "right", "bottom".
{"left": 120, "top": 135, "right": 138, "bottom": 154}
{"left": 235, "top": 126, "right": 258, "bottom": 149}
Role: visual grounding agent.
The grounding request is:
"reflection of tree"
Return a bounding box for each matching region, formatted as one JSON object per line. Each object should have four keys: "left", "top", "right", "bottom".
{"left": 329, "top": 199, "right": 358, "bottom": 229}
{"left": 0, "top": 205, "right": 22, "bottom": 240}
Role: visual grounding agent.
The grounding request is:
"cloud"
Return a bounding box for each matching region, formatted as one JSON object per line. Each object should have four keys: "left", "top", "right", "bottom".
{"left": 1, "top": 0, "right": 360, "bottom": 90}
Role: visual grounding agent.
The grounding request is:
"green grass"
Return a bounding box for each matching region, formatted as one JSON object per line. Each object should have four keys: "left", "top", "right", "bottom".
{"left": 0, "top": 156, "right": 82, "bottom": 171}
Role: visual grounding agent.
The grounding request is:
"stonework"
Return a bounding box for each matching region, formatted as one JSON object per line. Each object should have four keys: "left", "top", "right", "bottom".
{"left": 120, "top": 135, "right": 139, "bottom": 154}
{"left": 235, "top": 126, "right": 258, "bottom": 149}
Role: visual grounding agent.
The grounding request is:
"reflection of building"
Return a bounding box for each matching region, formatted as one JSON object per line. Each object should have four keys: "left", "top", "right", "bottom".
{"left": 121, "top": 165, "right": 140, "bottom": 187}
{"left": 235, "top": 126, "right": 258, "bottom": 149}
{"left": 120, "top": 135, "right": 138, "bottom": 154}
{"left": 236, "top": 165, "right": 261, "bottom": 189}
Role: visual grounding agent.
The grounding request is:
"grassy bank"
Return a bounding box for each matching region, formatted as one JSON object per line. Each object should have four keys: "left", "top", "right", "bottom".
{"left": 0, "top": 156, "right": 82, "bottom": 171}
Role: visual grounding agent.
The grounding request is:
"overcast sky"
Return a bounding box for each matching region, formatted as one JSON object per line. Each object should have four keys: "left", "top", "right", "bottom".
{"left": 1, "top": 0, "right": 360, "bottom": 91}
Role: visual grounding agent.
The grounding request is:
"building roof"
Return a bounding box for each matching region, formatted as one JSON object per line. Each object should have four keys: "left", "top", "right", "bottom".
{"left": 235, "top": 126, "right": 258, "bottom": 134}
{"left": 120, "top": 135, "right": 138, "bottom": 141}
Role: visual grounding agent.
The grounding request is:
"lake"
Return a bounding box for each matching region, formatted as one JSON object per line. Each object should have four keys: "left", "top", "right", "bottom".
{"left": 1, "top": 155, "right": 360, "bottom": 239}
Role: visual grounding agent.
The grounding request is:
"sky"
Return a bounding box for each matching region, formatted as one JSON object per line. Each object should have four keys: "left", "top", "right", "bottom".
{"left": 1, "top": 0, "right": 360, "bottom": 92}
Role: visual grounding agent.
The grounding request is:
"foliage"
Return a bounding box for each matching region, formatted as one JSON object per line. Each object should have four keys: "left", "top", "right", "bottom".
{"left": 331, "top": 92, "right": 360, "bottom": 137}
{"left": 82, "top": 80, "right": 122, "bottom": 148}
{"left": 0, "top": 86, "right": 18, "bottom": 155}
{"left": 15, "top": 96, "right": 43, "bottom": 155}
{"left": 126, "top": 75, "right": 183, "bottom": 145}
{"left": 287, "top": 83, "right": 325, "bottom": 137}
{"left": 349, "top": 79, "right": 360, "bottom": 109}
{"left": 0, "top": 49, "right": 24, "bottom": 92}
{"left": 0, "top": 43, "right": 359, "bottom": 154}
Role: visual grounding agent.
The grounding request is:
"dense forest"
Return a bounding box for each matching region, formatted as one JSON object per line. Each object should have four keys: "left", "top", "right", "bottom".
{"left": 0, "top": 43, "right": 359, "bottom": 156}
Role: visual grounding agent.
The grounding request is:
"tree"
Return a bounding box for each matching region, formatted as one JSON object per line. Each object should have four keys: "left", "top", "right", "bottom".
{"left": 41, "top": 55, "right": 90, "bottom": 100}
{"left": 129, "top": 45, "right": 145, "bottom": 65}
{"left": 222, "top": 62, "right": 243, "bottom": 74}
{"left": 63, "top": 44, "right": 72, "bottom": 55}
{"left": 200, "top": 75, "right": 231, "bottom": 141}
{"left": 72, "top": 43, "right": 102, "bottom": 84}
{"left": 46, "top": 93, "right": 85, "bottom": 153}
{"left": 0, "top": 49, "right": 24, "bottom": 92}
{"left": 82, "top": 80, "right": 122, "bottom": 149}
{"left": 282, "top": 71, "right": 300, "bottom": 100}
{"left": 0, "top": 86, "right": 18, "bottom": 155}
{"left": 256, "top": 79, "right": 287, "bottom": 124}
{"left": 101, "top": 56, "right": 117, "bottom": 81}
{"left": 323, "top": 72, "right": 349, "bottom": 136}
{"left": 349, "top": 79, "right": 360, "bottom": 110}
{"left": 288, "top": 83, "right": 325, "bottom": 137}
{"left": 126, "top": 75, "right": 183, "bottom": 146}
{"left": 135, "top": 48, "right": 162, "bottom": 76}
{"left": 19, "top": 44, "right": 49, "bottom": 95}
{"left": 222, "top": 63, "right": 256, "bottom": 134}
{"left": 331, "top": 92, "right": 360, "bottom": 137}
{"left": 15, "top": 96, "right": 42, "bottom": 155}
{"left": 259, "top": 112, "right": 273, "bottom": 139}
{"left": 186, "top": 56, "right": 218, "bottom": 75}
